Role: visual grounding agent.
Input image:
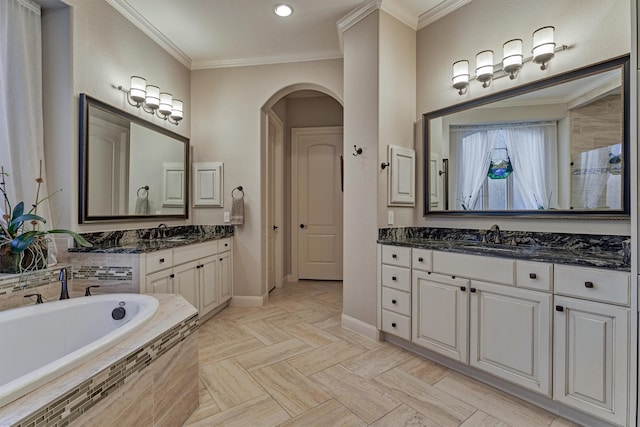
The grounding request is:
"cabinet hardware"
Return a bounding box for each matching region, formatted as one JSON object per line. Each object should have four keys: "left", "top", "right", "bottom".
{"left": 159, "top": 258, "right": 165, "bottom": 263}
{"left": 170, "top": 274, "right": 175, "bottom": 278}
{"left": 391, "top": 322, "right": 397, "bottom": 327}
{"left": 470, "top": 288, "right": 476, "bottom": 293}
{"left": 555, "top": 305, "right": 564, "bottom": 312}
{"left": 220, "top": 258, "right": 223, "bottom": 261}
{"left": 392, "top": 276, "right": 397, "bottom": 281}
{"left": 391, "top": 299, "right": 397, "bottom": 304}
{"left": 392, "top": 254, "right": 397, "bottom": 259}
{"left": 529, "top": 273, "right": 537, "bottom": 279}
{"left": 299, "top": 224, "right": 306, "bottom": 229}
{"left": 451, "top": 275, "right": 456, "bottom": 279}
{"left": 418, "top": 257, "right": 424, "bottom": 262}
{"left": 427, "top": 271, "right": 431, "bottom": 274}
{"left": 585, "top": 281, "right": 594, "bottom": 288}
{"left": 460, "top": 286, "right": 466, "bottom": 292}
{"left": 225, "top": 243, "right": 229, "bottom": 247}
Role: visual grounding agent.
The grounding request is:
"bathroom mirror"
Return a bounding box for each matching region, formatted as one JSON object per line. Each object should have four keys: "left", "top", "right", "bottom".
{"left": 79, "top": 94, "right": 189, "bottom": 223}
{"left": 424, "top": 55, "right": 629, "bottom": 217}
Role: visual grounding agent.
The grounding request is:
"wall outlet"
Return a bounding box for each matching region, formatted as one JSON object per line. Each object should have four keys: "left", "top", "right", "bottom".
{"left": 224, "top": 212, "right": 230, "bottom": 222}
{"left": 387, "top": 210, "right": 394, "bottom": 225}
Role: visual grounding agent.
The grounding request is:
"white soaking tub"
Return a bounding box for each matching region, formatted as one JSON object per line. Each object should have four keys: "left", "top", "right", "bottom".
{"left": 0, "top": 293, "right": 159, "bottom": 408}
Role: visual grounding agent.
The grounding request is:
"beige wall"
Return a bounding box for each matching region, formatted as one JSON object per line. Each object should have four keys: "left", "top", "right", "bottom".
{"left": 44, "top": 0, "right": 191, "bottom": 236}
{"left": 190, "top": 60, "right": 343, "bottom": 298}
{"left": 415, "top": 0, "right": 631, "bottom": 235}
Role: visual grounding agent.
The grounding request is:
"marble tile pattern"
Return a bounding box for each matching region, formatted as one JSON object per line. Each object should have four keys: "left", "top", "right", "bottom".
{"left": 0, "top": 294, "right": 198, "bottom": 427}
{"left": 185, "top": 281, "right": 579, "bottom": 427}
{"left": 378, "top": 227, "right": 630, "bottom": 271}
{"left": 68, "top": 224, "right": 234, "bottom": 254}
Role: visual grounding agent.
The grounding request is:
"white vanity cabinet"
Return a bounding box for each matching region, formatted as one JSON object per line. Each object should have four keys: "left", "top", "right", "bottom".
{"left": 379, "top": 245, "right": 412, "bottom": 340}
{"left": 553, "top": 265, "right": 630, "bottom": 426}
{"left": 143, "top": 238, "right": 233, "bottom": 320}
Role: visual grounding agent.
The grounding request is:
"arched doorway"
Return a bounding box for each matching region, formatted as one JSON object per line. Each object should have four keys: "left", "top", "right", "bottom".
{"left": 261, "top": 84, "right": 344, "bottom": 296}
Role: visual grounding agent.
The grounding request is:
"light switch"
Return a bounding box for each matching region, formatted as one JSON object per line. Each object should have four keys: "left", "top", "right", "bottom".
{"left": 224, "top": 212, "right": 230, "bottom": 222}
{"left": 387, "top": 210, "right": 394, "bottom": 225}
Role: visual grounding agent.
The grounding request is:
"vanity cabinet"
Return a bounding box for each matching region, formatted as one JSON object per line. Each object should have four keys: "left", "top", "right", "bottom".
{"left": 552, "top": 265, "right": 630, "bottom": 426}
{"left": 380, "top": 246, "right": 412, "bottom": 340}
{"left": 143, "top": 238, "right": 233, "bottom": 319}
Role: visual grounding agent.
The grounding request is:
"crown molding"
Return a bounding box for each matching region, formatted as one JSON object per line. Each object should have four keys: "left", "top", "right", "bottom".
{"left": 417, "top": 0, "right": 472, "bottom": 29}
{"left": 191, "top": 52, "right": 344, "bottom": 70}
{"left": 106, "top": 0, "right": 192, "bottom": 69}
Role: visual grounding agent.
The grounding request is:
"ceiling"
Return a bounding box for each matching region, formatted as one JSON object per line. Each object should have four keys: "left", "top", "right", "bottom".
{"left": 106, "top": 0, "right": 471, "bottom": 70}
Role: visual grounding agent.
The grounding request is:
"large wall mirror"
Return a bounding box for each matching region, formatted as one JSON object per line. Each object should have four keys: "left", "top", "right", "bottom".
{"left": 79, "top": 94, "right": 189, "bottom": 223}
{"left": 424, "top": 55, "right": 629, "bottom": 217}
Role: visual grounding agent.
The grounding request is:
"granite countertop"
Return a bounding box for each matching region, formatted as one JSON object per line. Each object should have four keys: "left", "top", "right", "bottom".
{"left": 68, "top": 233, "right": 232, "bottom": 254}
{"left": 378, "top": 237, "right": 630, "bottom": 272}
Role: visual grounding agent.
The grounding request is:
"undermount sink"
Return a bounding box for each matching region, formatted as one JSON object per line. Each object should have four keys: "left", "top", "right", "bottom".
{"left": 162, "top": 235, "right": 189, "bottom": 242}
{"left": 458, "top": 244, "right": 517, "bottom": 253}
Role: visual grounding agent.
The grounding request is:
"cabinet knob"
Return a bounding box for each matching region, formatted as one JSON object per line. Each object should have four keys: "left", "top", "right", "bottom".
{"left": 418, "top": 257, "right": 424, "bottom": 262}
{"left": 170, "top": 273, "right": 175, "bottom": 279}
{"left": 392, "top": 254, "right": 397, "bottom": 259}
{"left": 529, "top": 273, "right": 537, "bottom": 279}
{"left": 392, "top": 276, "right": 397, "bottom": 281}
{"left": 225, "top": 243, "right": 229, "bottom": 247}
{"left": 460, "top": 286, "right": 466, "bottom": 292}
{"left": 555, "top": 305, "right": 564, "bottom": 312}
{"left": 584, "top": 281, "right": 594, "bottom": 288}
{"left": 470, "top": 288, "right": 476, "bottom": 293}
{"left": 220, "top": 258, "right": 223, "bottom": 261}
{"left": 391, "top": 322, "right": 397, "bottom": 328}
{"left": 159, "top": 258, "right": 165, "bottom": 263}
{"left": 391, "top": 299, "right": 397, "bottom": 304}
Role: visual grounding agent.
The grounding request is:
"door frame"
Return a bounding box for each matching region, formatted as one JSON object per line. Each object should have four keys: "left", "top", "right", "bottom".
{"left": 266, "top": 110, "right": 285, "bottom": 289}
{"left": 291, "top": 125, "right": 344, "bottom": 281}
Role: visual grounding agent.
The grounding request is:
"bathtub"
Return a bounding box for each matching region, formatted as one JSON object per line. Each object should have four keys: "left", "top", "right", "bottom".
{"left": 0, "top": 293, "right": 159, "bottom": 408}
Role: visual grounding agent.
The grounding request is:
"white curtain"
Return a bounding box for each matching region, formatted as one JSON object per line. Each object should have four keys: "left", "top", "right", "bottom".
{"left": 503, "top": 123, "right": 558, "bottom": 209}
{"left": 0, "top": 0, "right": 57, "bottom": 261}
{"left": 575, "top": 146, "right": 611, "bottom": 208}
{"left": 453, "top": 129, "right": 498, "bottom": 210}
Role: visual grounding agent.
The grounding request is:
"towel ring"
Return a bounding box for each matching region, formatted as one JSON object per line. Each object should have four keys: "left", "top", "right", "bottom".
{"left": 232, "top": 186, "right": 244, "bottom": 199}
{"left": 137, "top": 185, "right": 149, "bottom": 198}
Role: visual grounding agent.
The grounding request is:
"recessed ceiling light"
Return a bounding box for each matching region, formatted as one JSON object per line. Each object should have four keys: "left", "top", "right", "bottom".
{"left": 274, "top": 4, "right": 293, "bottom": 17}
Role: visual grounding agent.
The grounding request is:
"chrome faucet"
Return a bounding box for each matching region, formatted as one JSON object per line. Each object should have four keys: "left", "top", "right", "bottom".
{"left": 157, "top": 223, "right": 168, "bottom": 239}
{"left": 59, "top": 268, "right": 70, "bottom": 300}
{"left": 482, "top": 224, "right": 502, "bottom": 244}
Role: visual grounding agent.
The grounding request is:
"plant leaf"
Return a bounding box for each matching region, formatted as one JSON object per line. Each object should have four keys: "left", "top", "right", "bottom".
{"left": 47, "top": 229, "right": 93, "bottom": 247}
{"left": 12, "top": 202, "right": 24, "bottom": 220}
{"left": 8, "top": 213, "right": 47, "bottom": 235}
{"left": 9, "top": 231, "right": 42, "bottom": 254}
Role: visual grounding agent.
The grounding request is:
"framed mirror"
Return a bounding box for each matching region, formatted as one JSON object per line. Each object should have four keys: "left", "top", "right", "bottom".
{"left": 79, "top": 94, "right": 189, "bottom": 223}
{"left": 424, "top": 55, "right": 629, "bottom": 217}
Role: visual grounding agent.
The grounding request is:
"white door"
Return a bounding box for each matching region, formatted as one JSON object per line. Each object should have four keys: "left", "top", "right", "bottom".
{"left": 292, "top": 127, "right": 343, "bottom": 280}
{"left": 412, "top": 272, "right": 469, "bottom": 363}
{"left": 470, "top": 281, "right": 552, "bottom": 396}
{"left": 553, "top": 296, "right": 629, "bottom": 425}
{"left": 199, "top": 256, "right": 218, "bottom": 316}
{"left": 267, "top": 112, "right": 283, "bottom": 291}
{"left": 218, "top": 250, "right": 232, "bottom": 303}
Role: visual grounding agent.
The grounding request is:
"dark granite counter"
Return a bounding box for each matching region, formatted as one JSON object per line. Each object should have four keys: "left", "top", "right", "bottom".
{"left": 379, "top": 227, "right": 630, "bottom": 272}
{"left": 68, "top": 225, "right": 234, "bottom": 254}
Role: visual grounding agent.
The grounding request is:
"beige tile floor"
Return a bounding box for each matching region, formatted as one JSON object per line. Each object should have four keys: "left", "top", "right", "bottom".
{"left": 184, "top": 281, "right": 577, "bottom": 427}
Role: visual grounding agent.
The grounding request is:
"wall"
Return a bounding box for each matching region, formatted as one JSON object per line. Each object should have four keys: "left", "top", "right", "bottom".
{"left": 44, "top": 0, "right": 191, "bottom": 238}
{"left": 415, "top": 0, "right": 631, "bottom": 235}
{"left": 190, "top": 60, "right": 343, "bottom": 298}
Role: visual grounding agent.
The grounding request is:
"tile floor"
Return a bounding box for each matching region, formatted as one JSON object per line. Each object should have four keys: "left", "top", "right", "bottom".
{"left": 184, "top": 281, "right": 576, "bottom": 426}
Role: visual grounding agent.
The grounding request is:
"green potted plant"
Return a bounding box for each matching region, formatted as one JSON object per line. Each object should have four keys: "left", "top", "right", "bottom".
{"left": 0, "top": 164, "right": 91, "bottom": 274}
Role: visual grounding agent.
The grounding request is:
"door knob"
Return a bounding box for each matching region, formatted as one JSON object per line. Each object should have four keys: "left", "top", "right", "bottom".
{"left": 273, "top": 225, "right": 279, "bottom": 230}
{"left": 299, "top": 224, "right": 306, "bottom": 229}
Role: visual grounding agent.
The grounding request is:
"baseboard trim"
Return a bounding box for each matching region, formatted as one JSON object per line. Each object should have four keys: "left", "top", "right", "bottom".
{"left": 229, "top": 293, "right": 268, "bottom": 307}
{"left": 341, "top": 314, "right": 382, "bottom": 341}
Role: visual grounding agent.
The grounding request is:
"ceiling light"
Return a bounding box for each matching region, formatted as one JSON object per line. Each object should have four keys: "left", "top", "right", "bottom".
{"left": 274, "top": 4, "right": 293, "bottom": 17}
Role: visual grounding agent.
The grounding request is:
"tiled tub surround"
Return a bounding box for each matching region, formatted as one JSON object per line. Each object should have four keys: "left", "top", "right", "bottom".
{"left": 378, "top": 227, "right": 630, "bottom": 271}
{"left": 60, "top": 225, "right": 234, "bottom": 295}
{"left": 0, "top": 294, "right": 199, "bottom": 426}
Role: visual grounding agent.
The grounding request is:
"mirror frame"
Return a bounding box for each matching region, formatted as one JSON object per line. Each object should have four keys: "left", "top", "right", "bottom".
{"left": 79, "top": 93, "right": 190, "bottom": 223}
{"left": 423, "top": 55, "right": 630, "bottom": 218}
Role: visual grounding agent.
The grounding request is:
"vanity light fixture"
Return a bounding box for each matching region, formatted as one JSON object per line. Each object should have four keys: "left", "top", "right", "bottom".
{"left": 475, "top": 50, "right": 494, "bottom": 88}
{"left": 274, "top": 4, "right": 293, "bottom": 17}
{"left": 114, "top": 76, "right": 183, "bottom": 125}
{"left": 451, "top": 26, "right": 567, "bottom": 95}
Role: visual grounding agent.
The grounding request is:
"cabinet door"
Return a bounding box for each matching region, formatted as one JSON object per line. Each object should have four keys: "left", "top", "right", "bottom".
{"left": 146, "top": 270, "right": 173, "bottom": 294}
{"left": 412, "top": 271, "right": 469, "bottom": 363}
{"left": 199, "top": 256, "right": 218, "bottom": 316}
{"left": 470, "top": 281, "right": 551, "bottom": 396}
{"left": 173, "top": 261, "right": 199, "bottom": 309}
{"left": 218, "top": 251, "right": 232, "bottom": 303}
{"left": 553, "top": 296, "right": 629, "bottom": 426}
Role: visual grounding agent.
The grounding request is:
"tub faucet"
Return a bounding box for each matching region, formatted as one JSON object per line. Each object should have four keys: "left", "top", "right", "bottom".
{"left": 59, "top": 268, "right": 70, "bottom": 300}
{"left": 482, "top": 224, "right": 502, "bottom": 244}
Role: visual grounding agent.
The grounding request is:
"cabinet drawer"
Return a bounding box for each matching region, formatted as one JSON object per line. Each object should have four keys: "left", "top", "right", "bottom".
{"left": 381, "top": 245, "right": 411, "bottom": 268}
{"left": 218, "top": 238, "right": 232, "bottom": 252}
{"left": 412, "top": 249, "right": 432, "bottom": 272}
{"left": 433, "top": 251, "right": 515, "bottom": 285}
{"left": 146, "top": 250, "right": 173, "bottom": 274}
{"left": 381, "top": 310, "right": 410, "bottom": 340}
{"left": 174, "top": 241, "right": 217, "bottom": 265}
{"left": 381, "top": 265, "right": 411, "bottom": 292}
{"left": 516, "top": 261, "right": 553, "bottom": 292}
{"left": 554, "top": 265, "right": 630, "bottom": 306}
{"left": 382, "top": 287, "right": 411, "bottom": 315}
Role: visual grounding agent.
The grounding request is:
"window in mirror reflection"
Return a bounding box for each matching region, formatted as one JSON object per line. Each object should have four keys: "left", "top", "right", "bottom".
{"left": 452, "top": 122, "right": 558, "bottom": 211}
